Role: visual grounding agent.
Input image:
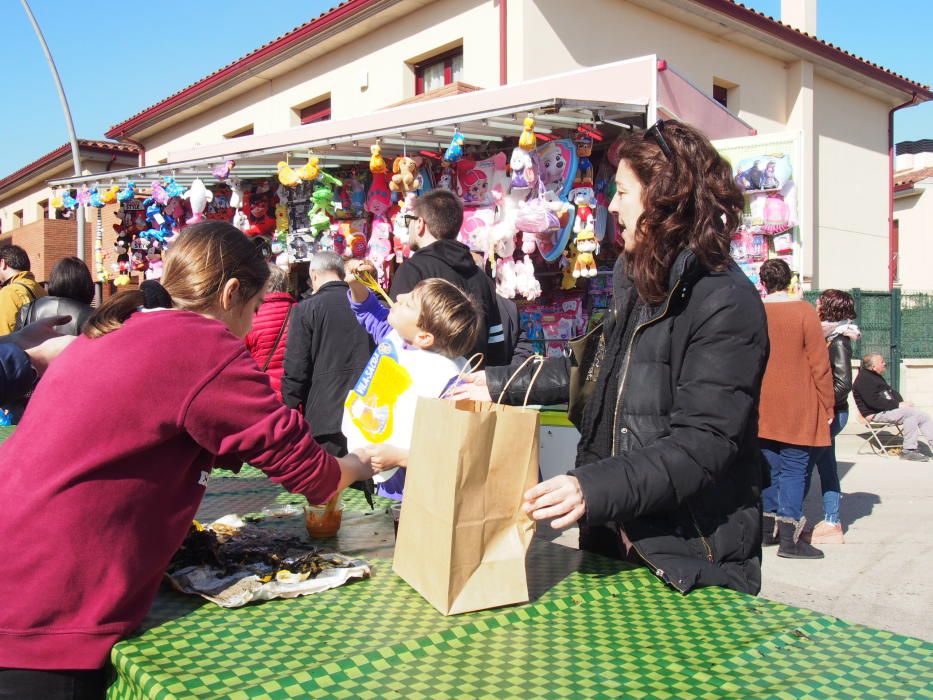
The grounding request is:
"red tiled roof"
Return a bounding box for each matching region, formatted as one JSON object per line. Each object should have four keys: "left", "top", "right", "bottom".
{"left": 105, "top": 0, "right": 933, "bottom": 140}
{"left": 894, "top": 167, "right": 933, "bottom": 189}
{"left": 0, "top": 140, "right": 139, "bottom": 193}
{"left": 692, "top": 1, "right": 931, "bottom": 97}
{"left": 105, "top": 0, "right": 375, "bottom": 139}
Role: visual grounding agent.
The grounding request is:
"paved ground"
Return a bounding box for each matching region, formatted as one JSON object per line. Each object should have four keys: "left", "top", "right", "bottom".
{"left": 538, "top": 422, "right": 933, "bottom": 642}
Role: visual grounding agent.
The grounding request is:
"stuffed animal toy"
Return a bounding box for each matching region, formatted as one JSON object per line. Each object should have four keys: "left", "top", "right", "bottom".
{"left": 573, "top": 192, "right": 595, "bottom": 234}
{"left": 242, "top": 192, "right": 276, "bottom": 237}
{"left": 538, "top": 139, "right": 579, "bottom": 200}
{"left": 183, "top": 178, "right": 214, "bottom": 225}
{"left": 89, "top": 188, "right": 105, "bottom": 209}
{"left": 389, "top": 156, "right": 422, "bottom": 193}
{"left": 518, "top": 116, "right": 537, "bottom": 151}
{"left": 117, "top": 181, "right": 136, "bottom": 203}
{"left": 277, "top": 161, "right": 302, "bottom": 188}
{"left": 514, "top": 258, "right": 542, "bottom": 301}
{"left": 509, "top": 147, "right": 541, "bottom": 191}
{"left": 298, "top": 156, "right": 320, "bottom": 182}
{"left": 762, "top": 193, "right": 790, "bottom": 233}
{"left": 62, "top": 191, "right": 78, "bottom": 210}
{"left": 370, "top": 144, "right": 387, "bottom": 174}
{"left": 233, "top": 209, "right": 250, "bottom": 233}
{"left": 100, "top": 185, "right": 120, "bottom": 205}
{"left": 212, "top": 160, "right": 235, "bottom": 181}
{"left": 572, "top": 229, "right": 598, "bottom": 278}
{"left": 77, "top": 185, "right": 92, "bottom": 207}
{"left": 131, "top": 250, "right": 149, "bottom": 273}
{"left": 150, "top": 180, "right": 169, "bottom": 206}
{"left": 275, "top": 202, "right": 289, "bottom": 235}
{"left": 437, "top": 165, "right": 454, "bottom": 191}
{"left": 308, "top": 186, "right": 337, "bottom": 235}
{"left": 366, "top": 217, "right": 393, "bottom": 284}
{"left": 560, "top": 242, "right": 579, "bottom": 290}
{"left": 443, "top": 132, "right": 465, "bottom": 164}
{"left": 573, "top": 135, "right": 594, "bottom": 187}
{"left": 495, "top": 258, "right": 518, "bottom": 299}
{"left": 145, "top": 254, "right": 163, "bottom": 281}
{"left": 163, "top": 176, "right": 185, "bottom": 199}
{"left": 228, "top": 178, "right": 244, "bottom": 210}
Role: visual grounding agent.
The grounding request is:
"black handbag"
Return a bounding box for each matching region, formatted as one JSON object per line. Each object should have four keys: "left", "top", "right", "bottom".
{"left": 567, "top": 323, "right": 605, "bottom": 429}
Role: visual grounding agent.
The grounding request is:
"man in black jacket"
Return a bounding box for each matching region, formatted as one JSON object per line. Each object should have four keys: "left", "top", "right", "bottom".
{"left": 281, "top": 252, "right": 373, "bottom": 457}
{"left": 390, "top": 190, "right": 506, "bottom": 366}
{"left": 853, "top": 353, "right": 931, "bottom": 462}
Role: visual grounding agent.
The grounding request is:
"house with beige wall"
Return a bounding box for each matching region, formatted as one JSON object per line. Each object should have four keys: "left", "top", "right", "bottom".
{"left": 92, "top": 0, "right": 930, "bottom": 292}
{"left": 893, "top": 147, "right": 933, "bottom": 292}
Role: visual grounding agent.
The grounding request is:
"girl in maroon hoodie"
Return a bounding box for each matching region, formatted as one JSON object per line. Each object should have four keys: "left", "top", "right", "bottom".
{"left": 244, "top": 263, "right": 296, "bottom": 402}
{"left": 0, "top": 222, "right": 372, "bottom": 699}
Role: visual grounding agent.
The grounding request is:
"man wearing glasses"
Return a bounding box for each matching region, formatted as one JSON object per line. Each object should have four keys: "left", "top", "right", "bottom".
{"left": 389, "top": 190, "right": 506, "bottom": 366}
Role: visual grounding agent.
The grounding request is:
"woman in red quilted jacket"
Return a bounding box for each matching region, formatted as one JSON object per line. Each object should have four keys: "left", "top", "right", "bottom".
{"left": 245, "top": 264, "right": 296, "bottom": 401}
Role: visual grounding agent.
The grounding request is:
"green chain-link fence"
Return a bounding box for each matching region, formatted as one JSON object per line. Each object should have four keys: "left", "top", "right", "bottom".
{"left": 803, "top": 289, "right": 933, "bottom": 391}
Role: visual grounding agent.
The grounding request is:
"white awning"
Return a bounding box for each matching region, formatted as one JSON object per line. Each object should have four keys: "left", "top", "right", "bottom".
{"left": 50, "top": 56, "right": 754, "bottom": 187}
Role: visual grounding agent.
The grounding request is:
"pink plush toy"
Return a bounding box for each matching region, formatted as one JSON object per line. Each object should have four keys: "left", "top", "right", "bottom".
{"left": 762, "top": 193, "right": 790, "bottom": 234}
{"left": 514, "top": 258, "right": 542, "bottom": 300}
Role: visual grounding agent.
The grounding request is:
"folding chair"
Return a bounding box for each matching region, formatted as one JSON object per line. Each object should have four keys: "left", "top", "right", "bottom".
{"left": 855, "top": 410, "right": 904, "bottom": 456}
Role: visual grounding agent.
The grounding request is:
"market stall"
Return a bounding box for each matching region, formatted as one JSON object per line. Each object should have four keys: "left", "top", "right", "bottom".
{"left": 48, "top": 56, "right": 760, "bottom": 357}
{"left": 100, "top": 464, "right": 933, "bottom": 699}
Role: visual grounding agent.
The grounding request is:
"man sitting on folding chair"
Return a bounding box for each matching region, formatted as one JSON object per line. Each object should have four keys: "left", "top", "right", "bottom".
{"left": 853, "top": 353, "right": 933, "bottom": 462}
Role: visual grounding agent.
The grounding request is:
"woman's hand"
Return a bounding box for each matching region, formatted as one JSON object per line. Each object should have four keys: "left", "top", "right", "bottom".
{"left": 336, "top": 452, "right": 374, "bottom": 491}
{"left": 362, "top": 444, "right": 408, "bottom": 472}
{"left": 523, "top": 475, "right": 586, "bottom": 530}
{"left": 5, "top": 316, "right": 76, "bottom": 377}
{"left": 447, "top": 371, "right": 491, "bottom": 402}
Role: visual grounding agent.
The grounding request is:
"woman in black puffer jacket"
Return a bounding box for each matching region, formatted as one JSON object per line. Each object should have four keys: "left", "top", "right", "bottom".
{"left": 16, "top": 257, "right": 94, "bottom": 336}
{"left": 453, "top": 121, "right": 769, "bottom": 595}
{"left": 808, "top": 290, "right": 859, "bottom": 545}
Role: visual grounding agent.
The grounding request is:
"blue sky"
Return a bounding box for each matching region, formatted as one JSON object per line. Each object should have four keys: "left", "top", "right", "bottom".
{"left": 1, "top": 0, "right": 929, "bottom": 178}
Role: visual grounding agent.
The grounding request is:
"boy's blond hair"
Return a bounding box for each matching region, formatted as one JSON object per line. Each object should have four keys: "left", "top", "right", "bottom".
{"left": 413, "top": 278, "right": 481, "bottom": 359}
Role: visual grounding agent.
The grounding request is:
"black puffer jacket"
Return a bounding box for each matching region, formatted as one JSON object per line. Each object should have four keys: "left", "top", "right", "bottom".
{"left": 828, "top": 335, "right": 853, "bottom": 414}
{"left": 281, "top": 281, "right": 374, "bottom": 437}
{"left": 489, "top": 250, "right": 769, "bottom": 595}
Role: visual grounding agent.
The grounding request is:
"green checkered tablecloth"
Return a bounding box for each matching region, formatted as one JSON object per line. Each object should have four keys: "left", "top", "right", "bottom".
{"left": 0, "top": 427, "right": 929, "bottom": 698}
{"left": 104, "top": 467, "right": 933, "bottom": 699}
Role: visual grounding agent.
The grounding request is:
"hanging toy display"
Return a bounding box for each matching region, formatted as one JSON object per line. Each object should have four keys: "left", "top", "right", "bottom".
{"left": 443, "top": 131, "right": 465, "bottom": 164}
{"left": 212, "top": 160, "right": 235, "bottom": 181}
{"left": 572, "top": 229, "right": 599, "bottom": 279}
{"left": 89, "top": 189, "right": 110, "bottom": 284}
{"left": 117, "top": 181, "right": 136, "bottom": 203}
{"left": 308, "top": 186, "right": 337, "bottom": 236}
{"left": 76, "top": 185, "right": 92, "bottom": 208}
{"left": 183, "top": 178, "right": 213, "bottom": 225}
{"left": 518, "top": 116, "right": 537, "bottom": 151}
{"left": 277, "top": 160, "right": 303, "bottom": 187}
{"left": 100, "top": 185, "right": 120, "bottom": 205}
{"left": 573, "top": 134, "right": 594, "bottom": 187}
{"left": 364, "top": 170, "right": 393, "bottom": 285}
{"left": 389, "top": 156, "right": 422, "bottom": 193}
{"left": 149, "top": 179, "right": 169, "bottom": 205}
{"left": 241, "top": 190, "right": 277, "bottom": 238}
{"left": 163, "top": 176, "right": 185, "bottom": 199}
{"left": 297, "top": 155, "right": 320, "bottom": 182}
{"left": 369, "top": 144, "right": 387, "bottom": 174}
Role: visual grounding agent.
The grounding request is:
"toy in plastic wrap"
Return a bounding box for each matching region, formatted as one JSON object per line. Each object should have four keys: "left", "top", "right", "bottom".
{"left": 308, "top": 187, "right": 337, "bottom": 236}
{"left": 734, "top": 154, "right": 792, "bottom": 192}
{"left": 242, "top": 192, "right": 276, "bottom": 238}
{"left": 509, "top": 147, "right": 540, "bottom": 191}
{"left": 761, "top": 193, "right": 791, "bottom": 233}
{"left": 443, "top": 131, "right": 465, "bottom": 164}
{"left": 456, "top": 153, "right": 508, "bottom": 206}
{"left": 537, "top": 139, "right": 578, "bottom": 200}
{"left": 342, "top": 331, "right": 466, "bottom": 485}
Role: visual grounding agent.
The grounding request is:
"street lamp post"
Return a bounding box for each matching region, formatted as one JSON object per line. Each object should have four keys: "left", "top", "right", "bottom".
{"left": 21, "top": 0, "right": 85, "bottom": 261}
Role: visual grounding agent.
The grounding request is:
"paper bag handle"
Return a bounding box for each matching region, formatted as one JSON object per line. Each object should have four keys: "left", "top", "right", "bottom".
{"left": 497, "top": 354, "right": 546, "bottom": 408}
{"left": 441, "top": 353, "right": 485, "bottom": 399}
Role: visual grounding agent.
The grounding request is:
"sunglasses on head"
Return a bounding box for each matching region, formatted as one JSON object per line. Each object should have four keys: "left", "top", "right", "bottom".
{"left": 645, "top": 119, "right": 673, "bottom": 161}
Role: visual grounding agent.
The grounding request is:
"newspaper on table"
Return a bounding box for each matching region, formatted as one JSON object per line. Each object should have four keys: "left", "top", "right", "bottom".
{"left": 165, "top": 513, "right": 370, "bottom": 608}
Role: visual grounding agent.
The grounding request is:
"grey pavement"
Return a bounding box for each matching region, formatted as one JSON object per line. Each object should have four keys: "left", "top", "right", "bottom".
{"left": 537, "top": 421, "right": 933, "bottom": 642}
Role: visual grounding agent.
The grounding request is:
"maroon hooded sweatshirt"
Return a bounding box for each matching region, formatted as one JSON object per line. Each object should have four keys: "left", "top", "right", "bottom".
{"left": 0, "top": 309, "right": 339, "bottom": 670}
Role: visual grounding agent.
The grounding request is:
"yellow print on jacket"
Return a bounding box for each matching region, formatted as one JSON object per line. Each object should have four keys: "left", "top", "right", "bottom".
{"left": 344, "top": 341, "right": 413, "bottom": 443}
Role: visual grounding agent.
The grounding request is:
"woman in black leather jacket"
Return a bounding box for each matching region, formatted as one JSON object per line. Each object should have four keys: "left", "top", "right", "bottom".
{"left": 16, "top": 257, "right": 94, "bottom": 336}
{"left": 809, "top": 290, "right": 859, "bottom": 545}
{"left": 453, "top": 121, "right": 769, "bottom": 595}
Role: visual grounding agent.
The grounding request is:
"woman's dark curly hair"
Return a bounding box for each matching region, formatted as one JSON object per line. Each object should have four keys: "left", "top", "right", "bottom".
{"left": 613, "top": 120, "right": 745, "bottom": 304}
{"left": 818, "top": 289, "right": 856, "bottom": 323}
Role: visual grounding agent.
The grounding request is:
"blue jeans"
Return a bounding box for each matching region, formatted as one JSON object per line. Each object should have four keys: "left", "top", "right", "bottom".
{"left": 760, "top": 440, "right": 815, "bottom": 522}
{"left": 811, "top": 412, "right": 848, "bottom": 524}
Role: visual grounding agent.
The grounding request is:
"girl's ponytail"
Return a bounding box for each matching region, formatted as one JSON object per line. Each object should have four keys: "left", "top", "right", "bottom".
{"left": 84, "top": 290, "right": 147, "bottom": 338}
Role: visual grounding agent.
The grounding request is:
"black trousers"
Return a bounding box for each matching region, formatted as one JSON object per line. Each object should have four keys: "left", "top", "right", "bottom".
{"left": 0, "top": 667, "right": 110, "bottom": 700}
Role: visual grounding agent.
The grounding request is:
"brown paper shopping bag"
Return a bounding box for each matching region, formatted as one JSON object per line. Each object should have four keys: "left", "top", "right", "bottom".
{"left": 392, "top": 392, "right": 540, "bottom": 615}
